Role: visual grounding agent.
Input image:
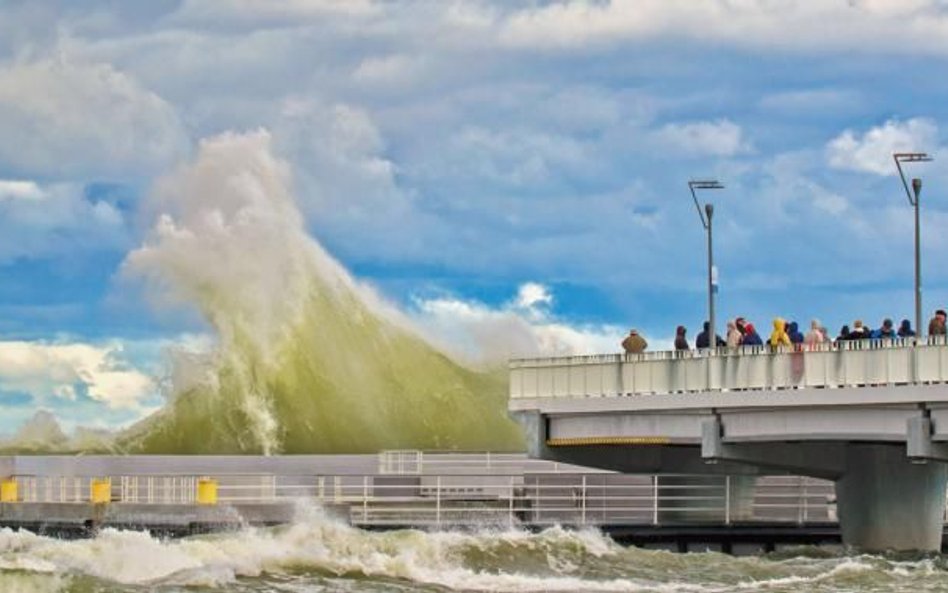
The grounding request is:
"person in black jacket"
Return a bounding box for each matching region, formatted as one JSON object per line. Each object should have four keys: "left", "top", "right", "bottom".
{"left": 898, "top": 319, "right": 916, "bottom": 338}
{"left": 695, "top": 321, "right": 726, "bottom": 349}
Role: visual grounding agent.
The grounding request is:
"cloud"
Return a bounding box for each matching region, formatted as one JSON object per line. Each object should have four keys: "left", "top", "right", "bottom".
{"left": 652, "top": 119, "right": 751, "bottom": 157}
{"left": 514, "top": 282, "right": 553, "bottom": 310}
{"left": 0, "top": 179, "right": 128, "bottom": 262}
{"left": 826, "top": 118, "right": 938, "bottom": 175}
{"left": 758, "top": 89, "right": 864, "bottom": 116}
{"left": 0, "top": 58, "right": 189, "bottom": 179}
{"left": 0, "top": 340, "right": 155, "bottom": 410}
{"left": 410, "top": 282, "right": 636, "bottom": 365}
{"left": 168, "top": 0, "right": 378, "bottom": 28}
{"left": 497, "top": 1, "right": 948, "bottom": 55}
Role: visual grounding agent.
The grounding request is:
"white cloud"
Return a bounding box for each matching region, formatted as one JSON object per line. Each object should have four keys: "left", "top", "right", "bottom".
{"left": 758, "top": 89, "right": 863, "bottom": 115}
{"left": 826, "top": 118, "right": 938, "bottom": 175}
{"left": 352, "top": 54, "right": 428, "bottom": 88}
{"left": 410, "top": 283, "right": 636, "bottom": 365}
{"left": 0, "top": 58, "right": 189, "bottom": 179}
{"left": 0, "top": 179, "right": 127, "bottom": 262}
{"left": 515, "top": 282, "right": 553, "bottom": 310}
{"left": 652, "top": 119, "right": 751, "bottom": 157}
{"left": 498, "top": 1, "right": 948, "bottom": 55}
{"left": 169, "top": 0, "right": 378, "bottom": 28}
{"left": 0, "top": 340, "right": 155, "bottom": 409}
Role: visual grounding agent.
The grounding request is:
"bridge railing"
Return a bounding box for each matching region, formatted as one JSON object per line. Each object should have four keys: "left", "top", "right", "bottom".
{"left": 509, "top": 337, "right": 948, "bottom": 398}
{"left": 4, "top": 472, "right": 837, "bottom": 527}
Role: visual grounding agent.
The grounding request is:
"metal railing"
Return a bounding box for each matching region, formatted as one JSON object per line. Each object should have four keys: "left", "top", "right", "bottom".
{"left": 376, "top": 450, "right": 601, "bottom": 475}
{"left": 4, "top": 472, "right": 839, "bottom": 528}
{"left": 510, "top": 337, "right": 948, "bottom": 398}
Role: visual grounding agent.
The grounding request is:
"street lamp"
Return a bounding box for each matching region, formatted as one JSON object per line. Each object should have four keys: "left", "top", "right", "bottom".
{"left": 689, "top": 180, "right": 725, "bottom": 349}
{"left": 893, "top": 152, "right": 932, "bottom": 339}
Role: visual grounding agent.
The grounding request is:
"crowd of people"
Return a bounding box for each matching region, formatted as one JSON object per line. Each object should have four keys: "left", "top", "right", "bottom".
{"left": 621, "top": 309, "right": 948, "bottom": 354}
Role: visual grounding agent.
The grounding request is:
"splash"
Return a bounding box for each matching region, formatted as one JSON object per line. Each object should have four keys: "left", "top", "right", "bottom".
{"left": 1, "top": 503, "right": 942, "bottom": 592}
{"left": 116, "top": 130, "right": 522, "bottom": 453}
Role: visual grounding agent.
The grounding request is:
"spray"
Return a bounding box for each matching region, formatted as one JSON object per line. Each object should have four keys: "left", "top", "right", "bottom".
{"left": 117, "top": 130, "right": 523, "bottom": 453}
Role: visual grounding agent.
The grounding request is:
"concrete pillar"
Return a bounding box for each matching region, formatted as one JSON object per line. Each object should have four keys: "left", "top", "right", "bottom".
{"left": 835, "top": 443, "right": 947, "bottom": 552}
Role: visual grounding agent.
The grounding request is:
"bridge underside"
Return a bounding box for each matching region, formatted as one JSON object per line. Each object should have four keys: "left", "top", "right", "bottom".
{"left": 512, "top": 384, "right": 948, "bottom": 552}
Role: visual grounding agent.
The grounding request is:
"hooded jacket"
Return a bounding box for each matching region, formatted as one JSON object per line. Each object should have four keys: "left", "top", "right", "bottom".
{"left": 674, "top": 326, "right": 689, "bottom": 350}
{"left": 769, "top": 318, "right": 791, "bottom": 348}
{"left": 804, "top": 320, "right": 825, "bottom": 347}
{"left": 787, "top": 321, "right": 804, "bottom": 345}
{"left": 742, "top": 323, "right": 763, "bottom": 346}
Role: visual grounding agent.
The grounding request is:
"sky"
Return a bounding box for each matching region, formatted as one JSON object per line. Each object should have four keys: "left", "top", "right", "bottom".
{"left": 2, "top": 0, "right": 948, "bottom": 433}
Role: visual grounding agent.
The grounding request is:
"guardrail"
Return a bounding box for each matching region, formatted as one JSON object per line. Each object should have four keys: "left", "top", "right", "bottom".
{"left": 2, "top": 472, "right": 840, "bottom": 527}
{"left": 376, "top": 450, "right": 602, "bottom": 475}
{"left": 509, "top": 337, "right": 948, "bottom": 398}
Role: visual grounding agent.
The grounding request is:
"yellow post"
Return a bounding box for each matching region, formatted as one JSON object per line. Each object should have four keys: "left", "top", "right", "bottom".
{"left": 90, "top": 478, "right": 111, "bottom": 504}
{"left": 1, "top": 478, "right": 17, "bottom": 503}
{"left": 197, "top": 477, "right": 218, "bottom": 505}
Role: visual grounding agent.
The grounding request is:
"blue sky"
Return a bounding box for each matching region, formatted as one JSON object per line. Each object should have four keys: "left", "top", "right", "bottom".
{"left": 3, "top": 0, "right": 948, "bottom": 433}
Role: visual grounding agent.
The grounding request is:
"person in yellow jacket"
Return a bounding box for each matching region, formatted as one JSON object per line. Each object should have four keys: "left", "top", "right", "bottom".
{"left": 769, "top": 318, "right": 791, "bottom": 348}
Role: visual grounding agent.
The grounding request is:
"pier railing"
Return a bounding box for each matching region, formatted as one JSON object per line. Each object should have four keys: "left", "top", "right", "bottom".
{"left": 4, "top": 472, "right": 839, "bottom": 527}
{"left": 509, "top": 337, "right": 948, "bottom": 398}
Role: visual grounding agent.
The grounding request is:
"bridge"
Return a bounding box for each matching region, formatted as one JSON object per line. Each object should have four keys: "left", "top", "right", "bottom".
{"left": 508, "top": 338, "right": 948, "bottom": 551}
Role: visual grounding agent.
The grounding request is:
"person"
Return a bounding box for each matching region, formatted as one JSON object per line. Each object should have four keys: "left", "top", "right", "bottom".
{"left": 898, "top": 319, "right": 916, "bottom": 338}
{"left": 849, "top": 319, "right": 869, "bottom": 340}
{"left": 621, "top": 329, "right": 647, "bottom": 354}
{"left": 674, "top": 326, "right": 690, "bottom": 350}
{"left": 835, "top": 325, "right": 851, "bottom": 344}
{"left": 735, "top": 317, "right": 747, "bottom": 336}
{"left": 929, "top": 310, "right": 947, "bottom": 337}
{"left": 695, "top": 321, "right": 726, "bottom": 349}
{"left": 769, "top": 318, "right": 791, "bottom": 348}
{"left": 804, "top": 319, "right": 825, "bottom": 347}
{"left": 787, "top": 321, "right": 804, "bottom": 345}
{"left": 742, "top": 323, "right": 763, "bottom": 346}
{"left": 871, "top": 318, "right": 897, "bottom": 340}
{"left": 726, "top": 320, "right": 742, "bottom": 349}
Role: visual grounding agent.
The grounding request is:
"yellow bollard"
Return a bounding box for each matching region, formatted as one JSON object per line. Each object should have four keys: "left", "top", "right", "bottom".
{"left": 197, "top": 478, "right": 218, "bottom": 505}
{"left": 1, "top": 478, "right": 17, "bottom": 503}
{"left": 90, "top": 478, "right": 111, "bottom": 504}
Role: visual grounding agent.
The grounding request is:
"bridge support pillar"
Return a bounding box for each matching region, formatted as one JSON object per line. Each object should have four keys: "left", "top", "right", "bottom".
{"left": 835, "top": 443, "right": 947, "bottom": 552}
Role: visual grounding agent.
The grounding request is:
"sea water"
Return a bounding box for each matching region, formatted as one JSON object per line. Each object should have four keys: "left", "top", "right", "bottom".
{"left": 1, "top": 503, "right": 944, "bottom": 593}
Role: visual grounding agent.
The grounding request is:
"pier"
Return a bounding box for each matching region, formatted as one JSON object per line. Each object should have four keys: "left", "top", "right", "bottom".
{"left": 509, "top": 338, "right": 948, "bottom": 551}
{"left": 0, "top": 451, "right": 855, "bottom": 552}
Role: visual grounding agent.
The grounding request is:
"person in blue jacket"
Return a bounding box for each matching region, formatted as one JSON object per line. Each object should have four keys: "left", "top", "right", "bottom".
{"left": 741, "top": 323, "right": 763, "bottom": 346}
{"left": 787, "top": 321, "right": 804, "bottom": 345}
{"left": 871, "top": 318, "right": 898, "bottom": 340}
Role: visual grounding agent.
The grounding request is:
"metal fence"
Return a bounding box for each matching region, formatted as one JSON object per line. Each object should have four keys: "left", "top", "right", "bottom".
{"left": 6, "top": 472, "right": 839, "bottom": 528}
{"left": 510, "top": 337, "right": 948, "bottom": 398}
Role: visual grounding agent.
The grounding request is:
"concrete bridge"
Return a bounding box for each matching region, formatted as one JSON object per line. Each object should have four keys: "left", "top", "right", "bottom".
{"left": 509, "top": 338, "right": 948, "bottom": 551}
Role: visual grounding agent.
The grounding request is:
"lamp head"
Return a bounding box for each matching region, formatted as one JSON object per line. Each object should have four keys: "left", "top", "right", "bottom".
{"left": 913, "top": 177, "right": 923, "bottom": 199}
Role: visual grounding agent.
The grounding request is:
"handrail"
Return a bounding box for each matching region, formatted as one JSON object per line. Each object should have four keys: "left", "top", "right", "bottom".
{"left": 2, "top": 472, "right": 841, "bottom": 527}
{"left": 509, "top": 337, "right": 948, "bottom": 397}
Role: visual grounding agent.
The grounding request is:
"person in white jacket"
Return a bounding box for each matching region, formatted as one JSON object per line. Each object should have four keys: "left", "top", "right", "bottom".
{"left": 804, "top": 319, "right": 826, "bottom": 348}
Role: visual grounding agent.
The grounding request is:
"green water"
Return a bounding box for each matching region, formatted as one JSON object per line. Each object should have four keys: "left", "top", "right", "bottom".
{"left": 115, "top": 282, "right": 523, "bottom": 454}
{"left": 2, "top": 507, "right": 946, "bottom": 592}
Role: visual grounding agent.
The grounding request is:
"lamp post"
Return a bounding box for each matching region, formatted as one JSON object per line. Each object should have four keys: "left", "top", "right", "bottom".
{"left": 689, "top": 180, "right": 725, "bottom": 349}
{"left": 893, "top": 152, "right": 932, "bottom": 339}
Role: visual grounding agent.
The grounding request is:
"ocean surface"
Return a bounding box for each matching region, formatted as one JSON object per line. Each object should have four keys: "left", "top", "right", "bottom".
{"left": 1, "top": 504, "right": 945, "bottom": 593}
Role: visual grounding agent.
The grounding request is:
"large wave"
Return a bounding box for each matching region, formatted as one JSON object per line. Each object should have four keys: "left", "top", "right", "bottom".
{"left": 0, "top": 502, "right": 936, "bottom": 592}
{"left": 111, "top": 131, "right": 522, "bottom": 454}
